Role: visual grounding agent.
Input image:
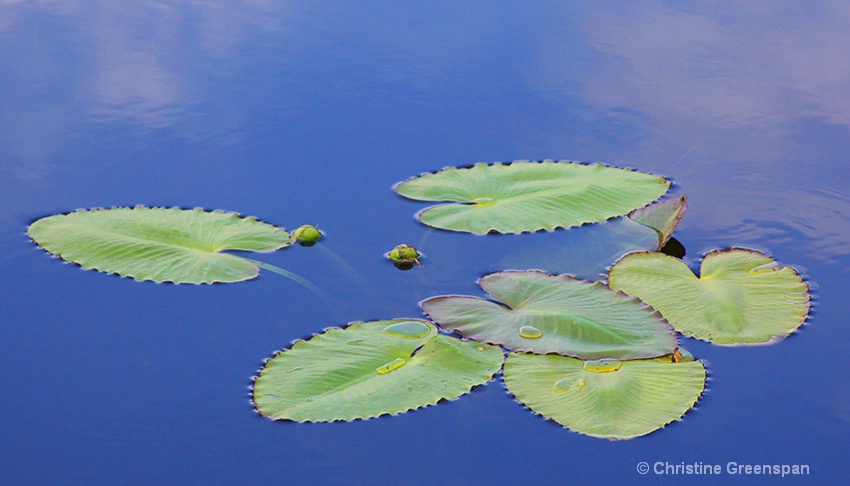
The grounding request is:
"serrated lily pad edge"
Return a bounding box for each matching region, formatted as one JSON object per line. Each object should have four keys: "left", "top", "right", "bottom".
{"left": 26, "top": 205, "right": 294, "bottom": 285}
{"left": 394, "top": 160, "right": 673, "bottom": 234}
{"left": 249, "top": 318, "right": 507, "bottom": 423}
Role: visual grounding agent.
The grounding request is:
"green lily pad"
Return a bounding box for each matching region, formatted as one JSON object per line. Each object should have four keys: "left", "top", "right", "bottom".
{"left": 253, "top": 319, "right": 504, "bottom": 422}
{"left": 28, "top": 206, "right": 294, "bottom": 284}
{"left": 394, "top": 161, "right": 671, "bottom": 234}
{"left": 628, "top": 195, "right": 687, "bottom": 248}
{"left": 608, "top": 249, "right": 811, "bottom": 345}
{"left": 421, "top": 271, "right": 676, "bottom": 360}
{"left": 503, "top": 350, "right": 706, "bottom": 440}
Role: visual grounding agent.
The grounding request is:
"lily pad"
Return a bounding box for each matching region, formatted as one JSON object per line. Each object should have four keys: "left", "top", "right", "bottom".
{"left": 421, "top": 271, "right": 676, "bottom": 360}
{"left": 28, "top": 206, "right": 294, "bottom": 284}
{"left": 608, "top": 249, "right": 811, "bottom": 345}
{"left": 253, "top": 319, "right": 504, "bottom": 422}
{"left": 394, "top": 161, "right": 671, "bottom": 234}
{"left": 503, "top": 350, "right": 706, "bottom": 440}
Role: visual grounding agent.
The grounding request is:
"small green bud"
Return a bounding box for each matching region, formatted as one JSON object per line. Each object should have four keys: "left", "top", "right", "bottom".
{"left": 388, "top": 244, "right": 421, "bottom": 264}
{"left": 293, "top": 225, "right": 323, "bottom": 244}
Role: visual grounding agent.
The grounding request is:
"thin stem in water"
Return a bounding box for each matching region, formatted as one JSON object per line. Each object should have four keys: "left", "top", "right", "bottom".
{"left": 241, "top": 257, "right": 333, "bottom": 305}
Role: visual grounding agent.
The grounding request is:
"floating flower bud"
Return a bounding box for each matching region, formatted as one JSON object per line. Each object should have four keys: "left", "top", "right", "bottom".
{"left": 388, "top": 244, "right": 421, "bottom": 265}
{"left": 293, "top": 225, "right": 323, "bottom": 245}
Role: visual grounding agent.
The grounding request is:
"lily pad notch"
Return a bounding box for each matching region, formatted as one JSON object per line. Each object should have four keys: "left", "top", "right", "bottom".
{"left": 28, "top": 206, "right": 295, "bottom": 284}
{"left": 608, "top": 248, "right": 812, "bottom": 345}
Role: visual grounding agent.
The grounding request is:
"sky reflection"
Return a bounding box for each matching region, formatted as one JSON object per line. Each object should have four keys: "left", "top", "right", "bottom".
{"left": 529, "top": 1, "right": 850, "bottom": 266}
{"left": 2, "top": 2, "right": 849, "bottom": 267}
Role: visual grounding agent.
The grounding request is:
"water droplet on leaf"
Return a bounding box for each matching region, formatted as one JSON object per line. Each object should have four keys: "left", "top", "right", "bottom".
{"left": 472, "top": 197, "right": 496, "bottom": 206}
{"left": 552, "top": 378, "right": 570, "bottom": 392}
{"left": 749, "top": 261, "right": 780, "bottom": 273}
{"left": 582, "top": 359, "right": 622, "bottom": 373}
{"left": 376, "top": 358, "right": 406, "bottom": 374}
{"left": 383, "top": 321, "right": 431, "bottom": 339}
{"left": 519, "top": 325, "right": 543, "bottom": 339}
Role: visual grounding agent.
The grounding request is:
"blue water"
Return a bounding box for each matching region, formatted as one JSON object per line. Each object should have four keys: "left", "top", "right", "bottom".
{"left": 2, "top": 2, "right": 848, "bottom": 484}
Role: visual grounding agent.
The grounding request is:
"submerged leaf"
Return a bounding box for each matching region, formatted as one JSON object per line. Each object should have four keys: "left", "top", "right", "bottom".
{"left": 503, "top": 351, "right": 705, "bottom": 440}
{"left": 628, "top": 195, "right": 687, "bottom": 247}
{"left": 394, "top": 161, "right": 671, "bottom": 234}
{"left": 608, "top": 249, "right": 811, "bottom": 345}
{"left": 421, "top": 271, "right": 676, "bottom": 360}
{"left": 28, "top": 207, "right": 294, "bottom": 284}
{"left": 491, "top": 201, "right": 683, "bottom": 279}
{"left": 253, "top": 319, "right": 504, "bottom": 422}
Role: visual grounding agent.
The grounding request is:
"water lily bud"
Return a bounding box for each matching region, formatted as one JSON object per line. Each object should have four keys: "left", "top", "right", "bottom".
{"left": 388, "top": 244, "right": 421, "bottom": 264}
{"left": 293, "top": 225, "right": 323, "bottom": 244}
